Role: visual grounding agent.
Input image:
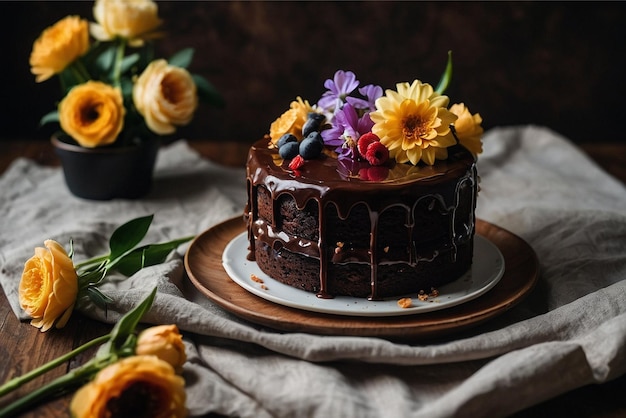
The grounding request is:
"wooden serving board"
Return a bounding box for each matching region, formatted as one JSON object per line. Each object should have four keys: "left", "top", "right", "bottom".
{"left": 184, "top": 217, "right": 539, "bottom": 340}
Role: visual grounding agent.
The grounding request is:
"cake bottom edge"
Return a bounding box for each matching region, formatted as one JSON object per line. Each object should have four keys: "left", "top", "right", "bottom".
{"left": 254, "top": 240, "right": 474, "bottom": 299}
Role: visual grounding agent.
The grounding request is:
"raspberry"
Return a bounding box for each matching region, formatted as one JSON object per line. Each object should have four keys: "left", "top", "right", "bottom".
{"left": 359, "top": 166, "right": 389, "bottom": 181}
{"left": 366, "top": 166, "right": 389, "bottom": 181}
{"left": 288, "top": 154, "right": 305, "bottom": 170}
{"left": 357, "top": 132, "right": 379, "bottom": 158}
{"left": 365, "top": 141, "right": 389, "bottom": 166}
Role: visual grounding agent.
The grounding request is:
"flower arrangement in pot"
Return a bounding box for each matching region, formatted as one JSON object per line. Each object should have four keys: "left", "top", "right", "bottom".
{"left": 30, "top": 0, "right": 222, "bottom": 200}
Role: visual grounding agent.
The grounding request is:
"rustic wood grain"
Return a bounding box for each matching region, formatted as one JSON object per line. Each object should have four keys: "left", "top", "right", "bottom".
{"left": 0, "top": 286, "right": 110, "bottom": 417}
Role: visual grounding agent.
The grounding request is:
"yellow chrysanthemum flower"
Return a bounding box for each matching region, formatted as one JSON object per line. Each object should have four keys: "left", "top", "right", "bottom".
{"left": 29, "top": 15, "right": 89, "bottom": 83}
{"left": 370, "top": 80, "right": 457, "bottom": 165}
{"left": 269, "top": 97, "right": 316, "bottom": 144}
{"left": 450, "top": 103, "right": 484, "bottom": 156}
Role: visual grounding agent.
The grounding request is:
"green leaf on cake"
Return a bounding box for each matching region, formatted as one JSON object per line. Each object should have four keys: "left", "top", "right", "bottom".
{"left": 435, "top": 50, "right": 453, "bottom": 95}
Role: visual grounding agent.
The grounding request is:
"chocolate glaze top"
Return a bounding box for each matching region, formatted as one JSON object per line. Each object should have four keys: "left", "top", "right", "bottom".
{"left": 246, "top": 139, "right": 476, "bottom": 220}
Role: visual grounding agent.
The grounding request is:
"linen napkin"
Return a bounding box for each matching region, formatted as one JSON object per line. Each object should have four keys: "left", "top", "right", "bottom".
{"left": 1, "top": 126, "right": 625, "bottom": 417}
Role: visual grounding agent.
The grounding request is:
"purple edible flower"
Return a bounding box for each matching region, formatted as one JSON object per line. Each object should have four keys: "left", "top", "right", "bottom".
{"left": 321, "top": 103, "right": 375, "bottom": 160}
{"left": 317, "top": 70, "right": 367, "bottom": 112}
{"left": 347, "top": 84, "right": 383, "bottom": 111}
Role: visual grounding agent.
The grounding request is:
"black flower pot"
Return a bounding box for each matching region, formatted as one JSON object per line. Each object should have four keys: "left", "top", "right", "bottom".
{"left": 52, "top": 135, "right": 159, "bottom": 200}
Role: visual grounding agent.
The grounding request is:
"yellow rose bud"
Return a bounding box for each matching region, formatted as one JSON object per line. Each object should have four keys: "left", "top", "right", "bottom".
{"left": 133, "top": 59, "right": 198, "bottom": 135}
{"left": 59, "top": 81, "right": 125, "bottom": 148}
{"left": 136, "top": 325, "right": 187, "bottom": 372}
{"left": 70, "top": 355, "right": 187, "bottom": 418}
{"left": 29, "top": 15, "right": 89, "bottom": 83}
{"left": 450, "top": 103, "right": 484, "bottom": 156}
{"left": 19, "top": 240, "right": 78, "bottom": 332}
{"left": 91, "top": 0, "right": 162, "bottom": 46}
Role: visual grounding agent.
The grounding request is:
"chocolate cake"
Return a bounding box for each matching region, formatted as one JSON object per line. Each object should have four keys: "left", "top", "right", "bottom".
{"left": 244, "top": 65, "right": 483, "bottom": 300}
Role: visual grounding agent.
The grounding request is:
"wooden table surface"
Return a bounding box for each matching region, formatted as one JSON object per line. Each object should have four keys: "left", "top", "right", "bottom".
{"left": 0, "top": 139, "right": 625, "bottom": 417}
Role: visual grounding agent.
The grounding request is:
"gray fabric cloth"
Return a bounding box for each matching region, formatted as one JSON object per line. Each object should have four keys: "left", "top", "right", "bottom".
{"left": 1, "top": 126, "right": 625, "bottom": 417}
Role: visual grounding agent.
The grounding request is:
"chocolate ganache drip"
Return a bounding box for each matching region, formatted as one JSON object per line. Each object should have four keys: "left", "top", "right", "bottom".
{"left": 245, "top": 139, "right": 478, "bottom": 300}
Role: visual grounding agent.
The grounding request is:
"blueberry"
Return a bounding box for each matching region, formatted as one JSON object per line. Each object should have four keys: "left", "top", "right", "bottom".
{"left": 299, "top": 135, "right": 323, "bottom": 159}
{"left": 279, "top": 141, "right": 300, "bottom": 159}
{"left": 304, "top": 131, "right": 323, "bottom": 144}
{"left": 301, "top": 118, "right": 321, "bottom": 138}
{"left": 277, "top": 133, "right": 297, "bottom": 149}
{"left": 308, "top": 112, "right": 326, "bottom": 122}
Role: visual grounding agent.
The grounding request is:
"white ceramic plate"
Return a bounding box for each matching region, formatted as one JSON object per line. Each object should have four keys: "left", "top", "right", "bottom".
{"left": 222, "top": 233, "right": 505, "bottom": 317}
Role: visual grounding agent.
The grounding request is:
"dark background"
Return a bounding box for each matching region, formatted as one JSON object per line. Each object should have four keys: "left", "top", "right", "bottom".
{"left": 1, "top": 1, "right": 624, "bottom": 145}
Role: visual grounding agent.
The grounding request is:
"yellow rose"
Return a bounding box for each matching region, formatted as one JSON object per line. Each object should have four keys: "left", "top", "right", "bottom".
{"left": 19, "top": 240, "right": 78, "bottom": 332}
{"left": 70, "top": 355, "right": 187, "bottom": 418}
{"left": 269, "top": 97, "right": 315, "bottom": 144}
{"left": 269, "top": 108, "right": 299, "bottom": 144}
{"left": 29, "top": 15, "right": 89, "bottom": 83}
{"left": 136, "top": 325, "right": 187, "bottom": 372}
{"left": 91, "top": 0, "right": 162, "bottom": 46}
{"left": 450, "top": 103, "right": 484, "bottom": 156}
{"left": 133, "top": 59, "right": 198, "bottom": 135}
{"left": 59, "top": 81, "right": 125, "bottom": 148}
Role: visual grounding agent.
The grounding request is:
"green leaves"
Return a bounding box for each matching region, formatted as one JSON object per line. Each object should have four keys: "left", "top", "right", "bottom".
{"left": 106, "top": 214, "right": 194, "bottom": 275}
{"left": 109, "top": 214, "right": 154, "bottom": 261}
{"left": 96, "top": 287, "right": 157, "bottom": 360}
{"left": 435, "top": 50, "right": 453, "bottom": 95}
{"left": 85, "top": 40, "right": 140, "bottom": 86}
{"left": 110, "top": 287, "right": 156, "bottom": 348}
{"left": 40, "top": 111, "right": 59, "bottom": 127}
{"left": 194, "top": 74, "right": 225, "bottom": 108}
{"left": 120, "top": 53, "right": 141, "bottom": 75}
{"left": 93, "top": 43, "right": 117, "bottom": 78}
{"left": 74, "top": 215, "right": 194, "bottom": 309}
{"left": 167, "top": 47, "right": 225, "bottom": 108}
{"left": 168, "top": 47, "right": 195, "bottom": 68}
{"left": 85, "top": 286, "right": 113, "bottom": 311}
{"left": 113, "top": 236, "right": 195, "bottom": 276}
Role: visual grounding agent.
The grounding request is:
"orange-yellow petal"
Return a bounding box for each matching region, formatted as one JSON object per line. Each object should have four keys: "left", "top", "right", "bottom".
{"left": 19, "top": 240, "right": 78, "bottom": 331}
{"left": 372, "top": 81, "right": 457, "bottom": 165}
{"left": 70, "top": 355, "right": 187, "bottom": 418}
{"left": 29, "top": 15, "right": 89, "bottom": 83}
{"left": 450, "top": 103, "right": 484, "bottom": 156}
{"left": 58, "top": 81, "right": 125, "bottom": 148}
